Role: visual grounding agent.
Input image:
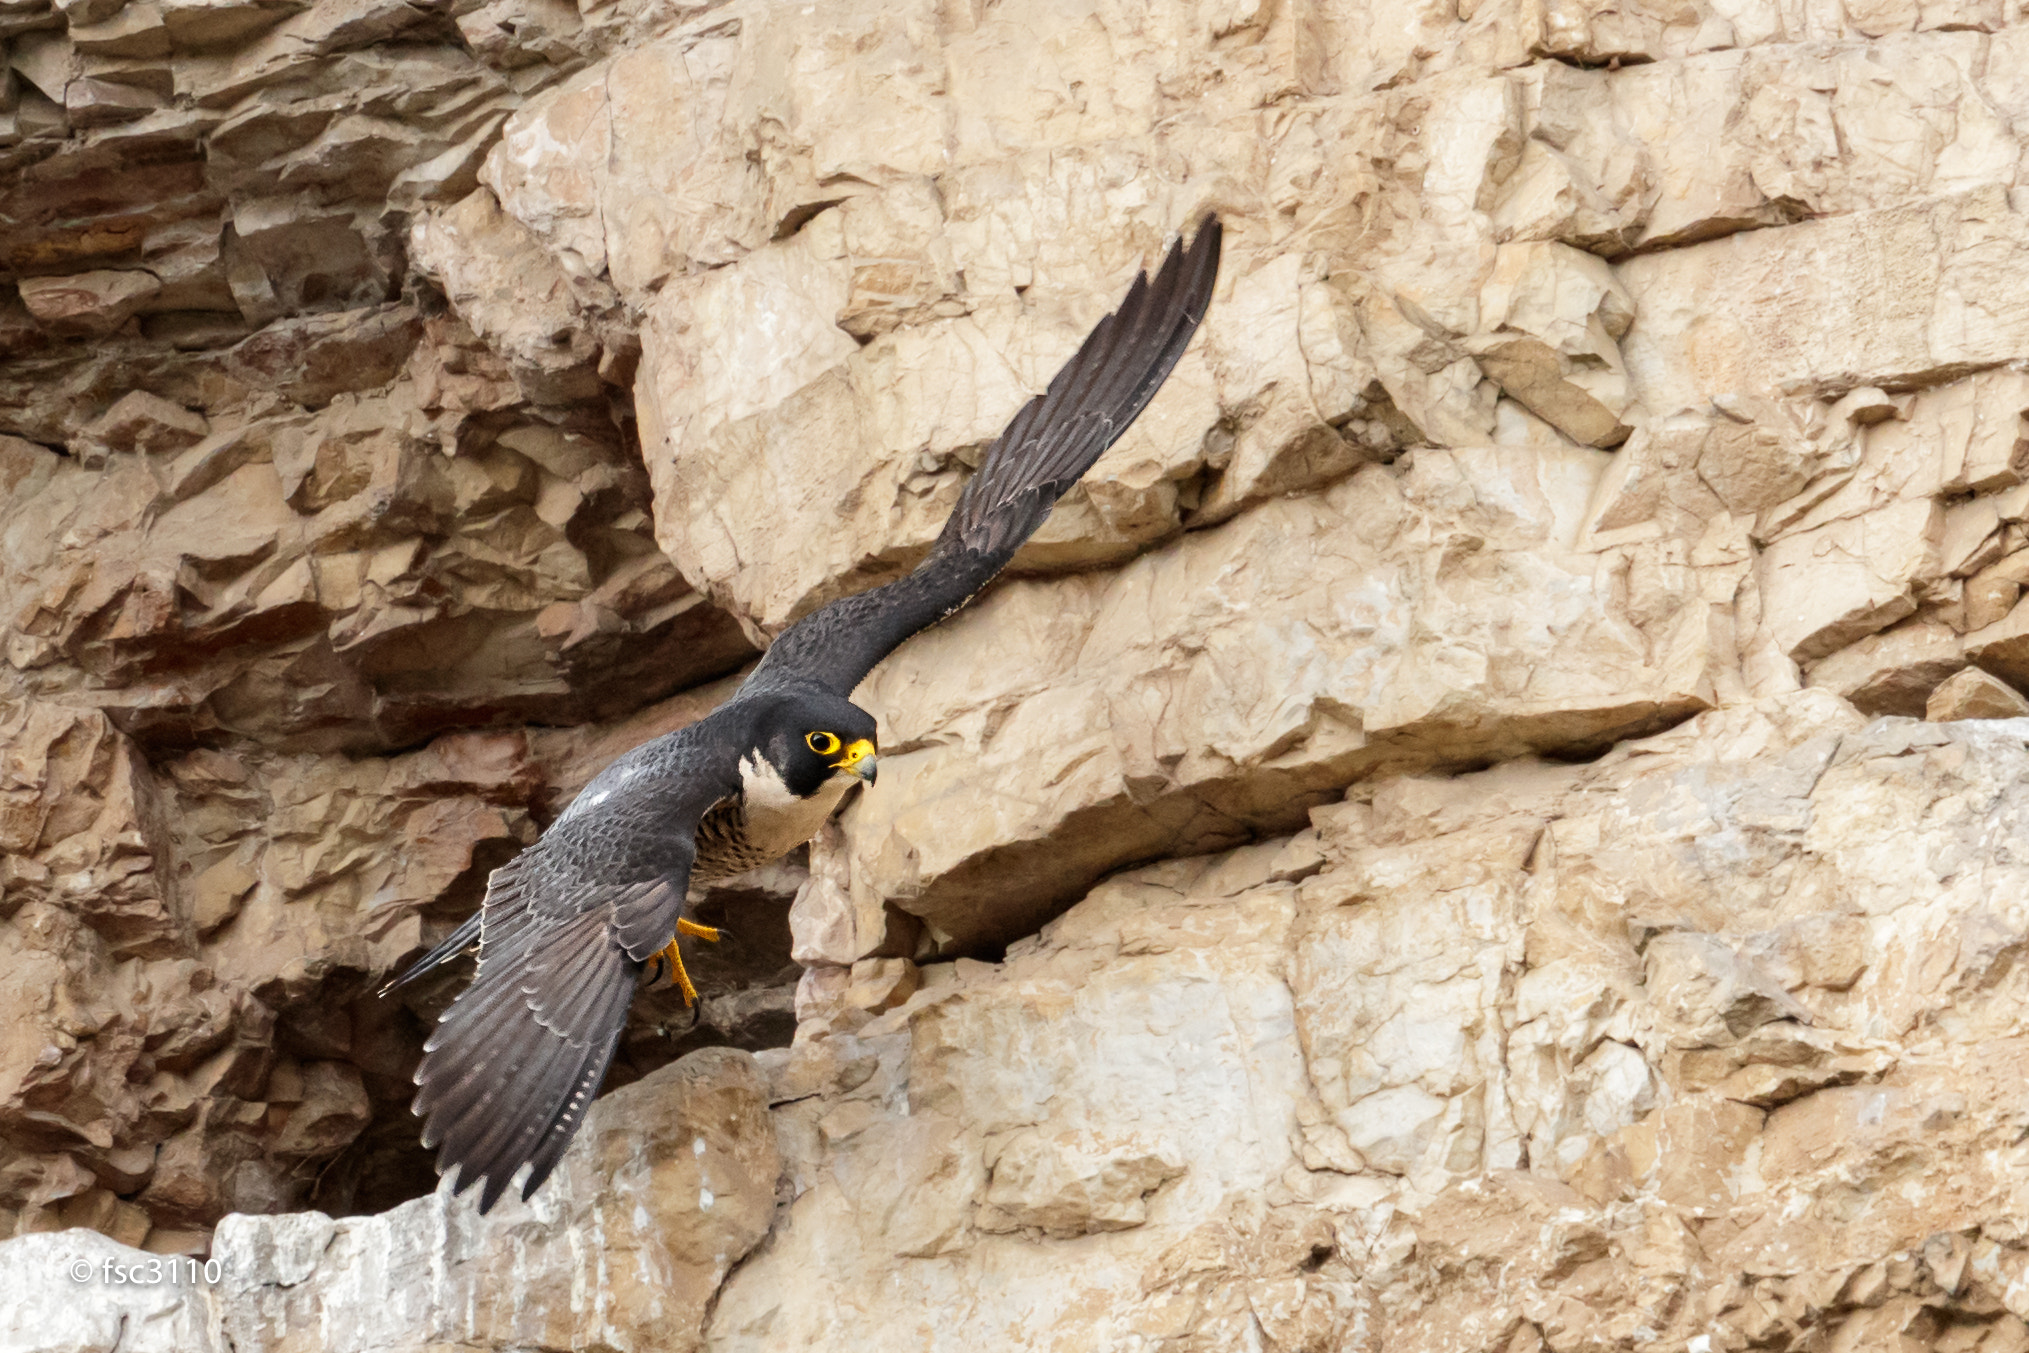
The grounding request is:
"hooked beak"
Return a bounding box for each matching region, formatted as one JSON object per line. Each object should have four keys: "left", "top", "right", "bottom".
{"left": 832, "top": 738, "right": 877, "bottom": 785}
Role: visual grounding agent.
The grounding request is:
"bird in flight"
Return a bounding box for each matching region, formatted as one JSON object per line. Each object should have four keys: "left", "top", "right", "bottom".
{"left": 385, "top": 216, "right": 1223, "bottom": 1213}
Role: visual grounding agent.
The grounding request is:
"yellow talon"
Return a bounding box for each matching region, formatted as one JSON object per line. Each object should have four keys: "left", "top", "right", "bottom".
{"left": 649, "top": 920, "right": 722, "bottom": 1007}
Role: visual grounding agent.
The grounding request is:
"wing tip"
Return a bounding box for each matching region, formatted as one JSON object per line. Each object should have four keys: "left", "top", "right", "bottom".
{"left": 1168, "top": 212, "right": 1223, "bottom": 320}
{"left": 740, "top": 210, "right": 1226, "bottom": 698}
{"left": 1190, "top": 213, "right": 1222, "bottom": 283}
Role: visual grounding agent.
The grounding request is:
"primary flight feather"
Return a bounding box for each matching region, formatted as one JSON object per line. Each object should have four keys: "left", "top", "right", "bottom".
{"left": 386, "top": 216, "right": 1223, "bottom": 1213}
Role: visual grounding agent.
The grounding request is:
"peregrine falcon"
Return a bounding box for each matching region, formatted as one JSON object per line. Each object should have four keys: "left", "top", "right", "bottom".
{"left": 386, "top": 216, "right": 1223, "bottom": 1213}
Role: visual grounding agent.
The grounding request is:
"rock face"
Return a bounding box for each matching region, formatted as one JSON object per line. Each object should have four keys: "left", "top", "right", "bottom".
{"left": 0, "top": 1049, "right": 777, "bottom": 1353}
{"left": 717, "top": 694, "right": 2029, "bottom": 1352}
{"left": 11, "top": 0, "right": 2029, "bottom": 1348}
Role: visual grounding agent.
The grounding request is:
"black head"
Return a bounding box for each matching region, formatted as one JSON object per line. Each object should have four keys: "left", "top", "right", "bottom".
{"left": 751, "top": 690, "right": 879, "bottom": 799}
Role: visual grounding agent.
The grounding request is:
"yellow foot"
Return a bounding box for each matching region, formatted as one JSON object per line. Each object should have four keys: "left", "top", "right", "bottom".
{"left": 648, "top": 919, "right": 723, "bottom": 1006}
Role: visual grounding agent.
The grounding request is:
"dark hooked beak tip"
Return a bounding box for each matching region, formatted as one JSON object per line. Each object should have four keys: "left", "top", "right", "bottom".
{"left": 854, "top": 755, "right": 878, "bottom": 785}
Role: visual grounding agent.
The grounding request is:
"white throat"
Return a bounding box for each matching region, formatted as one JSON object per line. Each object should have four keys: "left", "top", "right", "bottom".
{"left": 736, "top": 751, "right": 857, "bottom": 859}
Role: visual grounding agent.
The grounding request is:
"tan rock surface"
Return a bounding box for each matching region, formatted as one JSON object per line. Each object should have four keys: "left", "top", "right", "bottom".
{"left": 0, "top": 338, "right": 753, "bottom": 752}
{"left": 839, "top": 444, "right": 1735, "bottom": 954}
{"left": 1927, "top": 664, "right": 2029, "bottom": 720}
{"left": 712, "top": 696, "right": 2029, "bottom": 1352}
{"left": 214, "top": 1048, "right": 778, "bottom": 1353}
{"left": 0, "top": 675, "right": 796, "bottom": 1247}
{"left": 0, "top": 1047, "right": 777, "bottom": 1353}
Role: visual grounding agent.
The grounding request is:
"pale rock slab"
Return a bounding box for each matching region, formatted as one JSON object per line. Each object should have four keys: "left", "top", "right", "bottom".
{"left": 1926, "top": 665, "right": 2029, "bottom": 720}
{"left": 1590, "top": 363, "right": 2029, "bottom": 685}
{"left": 1968, "top": 595, "right": 2029, "bottom": 691}
{"left": 976, "top": 1129, "right": 1186, "bottom": 1238}
{"left": 787, "top": 820, "right": 870, "bottom": 969}
{"left": 1188, "top": 250, "right": 1397, "bottom": 525}
{"left": 1758, "top": 497, "right": 1944, "bottom": 661}
{"left": 843, "top": 444, "right": 1736, "bottom": 952}
{"left": 1621, "top": 188, "right": 2029, "bottom": 414}
{"left": 1467, "top": 240, "right": 1635, "bottom": 448}
{"left": 481, "top": 1, "right": 1526, "bottom": 635}
{"left": 1805, "top": 619, "right": 1967, "bottom": 716}
{"left": 1769, "top": 371, "right": 2029, "bottom": 541}
{"left": 1528, "top": 0, "right": 1737, "bottom": 64}
{"left": 1492, "top": 63, "right": 1653, "bottom": 255}
{"left": 1511, "top": 32, "right": 2023, "bottom": 255}
{"left": 1582, "top": 417, "right": 1730, "bottom": 544}
{"left": 1965, "top": 549, "right": 2028, "bottom": 630}
{"left": 844, "top": 956, "right": 919, "bottom": 1015}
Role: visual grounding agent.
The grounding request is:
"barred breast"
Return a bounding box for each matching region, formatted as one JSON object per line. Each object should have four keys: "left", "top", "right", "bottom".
{"left": 691, "top": 797, "right": 777, "bottom": 881}
{"left": 690, "top": 752, "right": 861, "bottom": 882}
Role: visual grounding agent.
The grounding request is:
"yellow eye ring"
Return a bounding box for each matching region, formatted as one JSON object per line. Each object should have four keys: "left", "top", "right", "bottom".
{"left": 806, "top": 731, "right": 841, "bottom": 756}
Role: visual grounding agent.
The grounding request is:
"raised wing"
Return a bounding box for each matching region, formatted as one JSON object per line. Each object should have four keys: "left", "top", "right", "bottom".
{"left": 400, "top": 754, "right": 732, "bottom": 1213}
{"left": 747, "top": 215, "right": 1222, "bottom": 698}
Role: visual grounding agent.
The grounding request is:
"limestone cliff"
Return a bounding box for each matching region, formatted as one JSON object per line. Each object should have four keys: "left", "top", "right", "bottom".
{"left": 8, "top": 0, "right": 2029, "bottom": 1348}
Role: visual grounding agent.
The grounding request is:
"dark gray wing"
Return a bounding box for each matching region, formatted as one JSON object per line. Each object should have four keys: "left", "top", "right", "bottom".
{"left": 746, "top": 215, "right": 1222, "bottom": 698}
{"left": 401, "top": 742, "right": 735, "bottom": 1213}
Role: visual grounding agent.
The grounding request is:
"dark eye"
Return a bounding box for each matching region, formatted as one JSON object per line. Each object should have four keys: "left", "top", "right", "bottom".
{"left": 806, "top": 731, "right": 841, "bottom": 756}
